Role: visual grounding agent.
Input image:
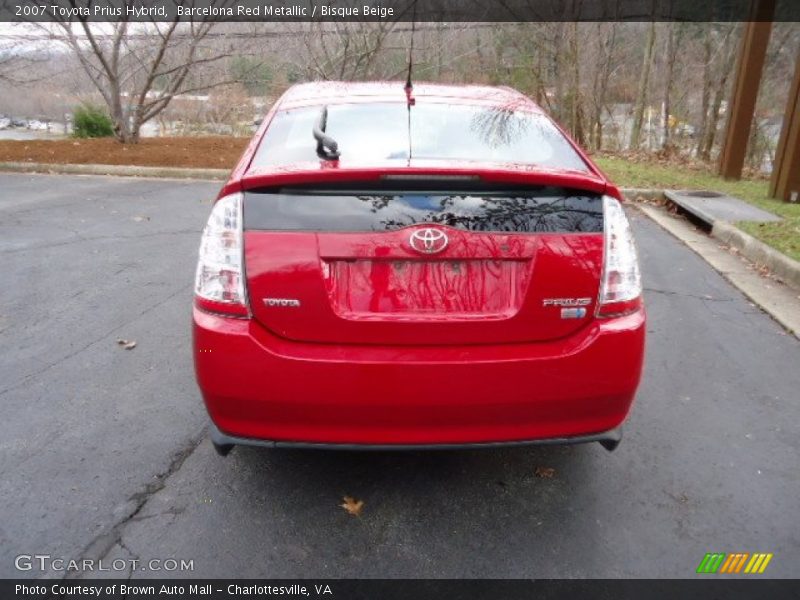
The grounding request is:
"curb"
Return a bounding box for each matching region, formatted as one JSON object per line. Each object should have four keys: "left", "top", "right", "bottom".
{"left": 620, "top": 188, "right": 665, "bottom": 203}
{"left": 622, "top": 186, "right": 800, "bottom": 293}
{"left": 636, "top": 204, "right": 800, "bottom": 338}
{"left": 711, "top": 221, "right": 800, "bottom": 291}
{"left": 0, "top": 161, "right": 229, "bottom": 181}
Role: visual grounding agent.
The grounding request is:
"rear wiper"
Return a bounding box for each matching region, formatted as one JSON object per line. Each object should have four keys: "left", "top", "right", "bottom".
{"left": 313, "top": 106, "right": 341, "bottom": 160}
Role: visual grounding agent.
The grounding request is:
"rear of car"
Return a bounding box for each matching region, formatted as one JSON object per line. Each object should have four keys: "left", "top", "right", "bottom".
{"left": 193, "top": 83, "right": 645, "bottom": 454}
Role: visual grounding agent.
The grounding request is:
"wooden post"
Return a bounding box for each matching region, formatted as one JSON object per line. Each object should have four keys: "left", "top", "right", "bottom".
{"left": 718, "top": 0, "right": 774, "bottom": 180}
{"left": 769, "top": 51, "right": 800, "bottom": 202}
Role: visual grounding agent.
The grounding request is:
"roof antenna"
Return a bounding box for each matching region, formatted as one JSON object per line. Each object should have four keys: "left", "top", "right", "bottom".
{"left": 404, "top": 1, "right": 417, "bottom": 161}
{"left": 404, "top": 0, "right": 417, "bottom": 104}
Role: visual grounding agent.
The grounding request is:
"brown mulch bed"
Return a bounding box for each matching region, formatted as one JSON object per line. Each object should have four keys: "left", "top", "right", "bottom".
{"left": 0, "top": 136, "right": 250, "bottom": 169}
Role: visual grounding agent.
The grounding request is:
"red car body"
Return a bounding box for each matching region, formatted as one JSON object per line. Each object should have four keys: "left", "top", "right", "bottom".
{"left": 193, "top": 82, "right": 645, "bottom": 454}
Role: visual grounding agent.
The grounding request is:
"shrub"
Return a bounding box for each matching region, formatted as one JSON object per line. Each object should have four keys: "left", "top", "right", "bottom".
{"left": 72, "top": 105, "right": 114, "bottom": 138}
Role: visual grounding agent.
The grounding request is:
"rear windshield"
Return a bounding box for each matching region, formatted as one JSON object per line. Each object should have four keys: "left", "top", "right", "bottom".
{"left": 251, "top": 103, "right": 589, "bottom": 172}
{"left": 244, "top": 190, "right": 603, "bottom": 233}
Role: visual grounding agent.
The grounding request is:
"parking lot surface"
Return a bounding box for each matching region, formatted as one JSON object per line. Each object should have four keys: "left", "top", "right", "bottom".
{"left": 1, "top": 173, "right": 798, "bottom": 578}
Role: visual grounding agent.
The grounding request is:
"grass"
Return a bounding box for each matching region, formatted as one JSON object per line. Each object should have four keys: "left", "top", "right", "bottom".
{"left": 594, "top": 155, "right": 800, "bottom": 262}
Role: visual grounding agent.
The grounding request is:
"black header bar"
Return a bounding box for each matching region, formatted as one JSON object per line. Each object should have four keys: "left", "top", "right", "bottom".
{"left": 3, "top": 579, "right": 800, "bottom": 600}
{"left": 2, "top": 0, "right": 799, "bottom": 23}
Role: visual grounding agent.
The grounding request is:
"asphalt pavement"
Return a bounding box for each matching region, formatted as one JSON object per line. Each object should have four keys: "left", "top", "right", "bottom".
{"left": 1, "top": 173, "right": 798, "bottom": 579}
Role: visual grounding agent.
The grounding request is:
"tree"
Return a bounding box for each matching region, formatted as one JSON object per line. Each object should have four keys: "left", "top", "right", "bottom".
{"left": 588, "top": 23, "right": 619, "bottom": 150}
{"left": 697, "top": 24, "right": 740, "bottom": 160}
{"left": 288, "top": 20, "right": 404, "bottom": 81}
{"left": 695, "top": 25, "right": 714, "bottom": 157}
{"left": 661, "top": 23, "right": 685, "bottom": 150}
{"left": 0, "top": 35, "right": 49, "bottom": 83}
{"left": 0, "top": 42, "right": 26, "bottom": 82}
{"left": 42, "top": 2, "right": 240, "bottom": 143}
{"left": 629, "top": 21, "right": 657, "bottom": 149}
{"left": 567, "top": 22, "right": 585, "bottom": 145}
{"left": 230, "top": 56, "right": 272, "bottom": 96}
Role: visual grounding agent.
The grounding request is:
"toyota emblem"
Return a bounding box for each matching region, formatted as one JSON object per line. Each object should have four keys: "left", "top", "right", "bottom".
{"left": 409, "top": 228, "right": 449, "bottom": 254}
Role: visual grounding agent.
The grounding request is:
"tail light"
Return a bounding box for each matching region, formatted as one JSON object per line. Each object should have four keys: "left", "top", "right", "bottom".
{"left": 194, "top": 193, "right": 249, "bottom": 317}
{"left": 598, "top": 195, "right": 642, "bottom": 318}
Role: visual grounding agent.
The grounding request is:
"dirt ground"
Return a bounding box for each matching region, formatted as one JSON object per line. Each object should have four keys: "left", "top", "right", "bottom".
{"left": 0, "top": 137, "right": 250, "bottom": 169}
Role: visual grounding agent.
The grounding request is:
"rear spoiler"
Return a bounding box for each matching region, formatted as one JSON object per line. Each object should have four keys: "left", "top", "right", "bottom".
{"left": 232, "top": 165, "right": 611, "bottom": 196}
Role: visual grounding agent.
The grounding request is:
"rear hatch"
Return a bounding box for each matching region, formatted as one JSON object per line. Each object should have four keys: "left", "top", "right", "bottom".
{"left": 243, "top": 183, "right": 604, "bottom": 345}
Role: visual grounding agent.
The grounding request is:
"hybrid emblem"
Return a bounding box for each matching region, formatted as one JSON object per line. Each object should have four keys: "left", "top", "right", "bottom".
{"left": 409, "top": 228, "right": 449, "bottom": 254}
{"left": 263, "top": 298, "right": 301, "bottom": 307}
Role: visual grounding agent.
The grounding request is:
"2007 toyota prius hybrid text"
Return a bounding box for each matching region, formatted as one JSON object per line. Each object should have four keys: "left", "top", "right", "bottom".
{"left": 192, "top": 82, "right": 646, "bottom": 456}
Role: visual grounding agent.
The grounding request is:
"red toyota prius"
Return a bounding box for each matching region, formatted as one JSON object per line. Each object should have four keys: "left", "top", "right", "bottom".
{"left": 193, "top": 82, "right": 645, "bottom": 455}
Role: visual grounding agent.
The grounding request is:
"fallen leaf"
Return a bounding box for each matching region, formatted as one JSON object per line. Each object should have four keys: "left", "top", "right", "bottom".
{"left": 340, "top": 496, "right": 364, "bottom": 516}
{"left": 116, "top": 339, "right": 137, "bottom": 350}
{"left": 534, "top": 466, "right": 556, "bottom": 479}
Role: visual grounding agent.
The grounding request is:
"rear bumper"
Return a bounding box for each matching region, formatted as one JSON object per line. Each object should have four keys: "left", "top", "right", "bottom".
{"left": 209, "top": 421, "right": 623, "bottom": 454}
{"left": 193, "top": 307, "right": 645, "bottom": 448}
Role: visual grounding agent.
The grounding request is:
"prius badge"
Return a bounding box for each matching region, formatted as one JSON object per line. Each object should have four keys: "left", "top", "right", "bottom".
{"left": 409, "top": 228, "right": 448, "bottom": 254}
{"left": 543, "top": 297, "right": 591, "bottom": 319}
